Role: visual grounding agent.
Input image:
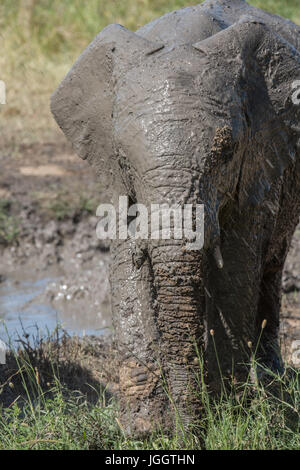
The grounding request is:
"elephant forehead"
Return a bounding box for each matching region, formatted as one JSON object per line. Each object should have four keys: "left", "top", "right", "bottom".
{"left": 115, "top": 75, "right": 202, "bottom": 130}
{"left": 116, "top": 45, "right": 209, "bottom": 94}
{"left": 113, "top": 73, "right": 240, "bottom": 160}
{"left": 113, "top": 83, "right": 211, "bottom": 160}
{"left": 112, "top": 47, "right": 245, "bottom": 174}
{"left": 114, "top": 46, "right": 242, "bottom": 130}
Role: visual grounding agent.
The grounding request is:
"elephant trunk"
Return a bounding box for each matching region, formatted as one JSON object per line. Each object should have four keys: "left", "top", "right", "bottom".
{"left": 149, "top": 238, "right": 206, "bottom": 428}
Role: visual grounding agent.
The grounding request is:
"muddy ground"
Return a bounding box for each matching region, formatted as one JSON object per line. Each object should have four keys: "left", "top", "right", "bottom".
{"left": 0, "top": 135, "right": 299, "bottom": 382}
{"left": 0, "top": 137, "right": 112, "bottom": 338}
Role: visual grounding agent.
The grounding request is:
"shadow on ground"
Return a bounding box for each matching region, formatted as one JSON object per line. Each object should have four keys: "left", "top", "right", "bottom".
{"left": 0, "top": 332, "right": 119, "bottom": 409}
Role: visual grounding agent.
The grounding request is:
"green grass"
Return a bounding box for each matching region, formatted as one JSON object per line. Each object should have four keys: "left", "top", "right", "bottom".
{"left": 0, "top": 329, "right": 299, "bottom": 450}
{"left": 0, "top": 200, "right": 19, "bottom": 245}
{"left": 0, "top": 362, "right": 299, "bottom": 450}
{"left": 0, "top": 388, "right": 120, "bottom": 450}
{"left": 1, "top": 384, "right": 298, "bottom": 450}
{"left": 41, "top": 191, "right": 98, "bottom": 221}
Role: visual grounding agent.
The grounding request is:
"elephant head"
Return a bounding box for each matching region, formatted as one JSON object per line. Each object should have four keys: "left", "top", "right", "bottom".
{"left": 51, "top": 16, "right": 300, "bottom": 434}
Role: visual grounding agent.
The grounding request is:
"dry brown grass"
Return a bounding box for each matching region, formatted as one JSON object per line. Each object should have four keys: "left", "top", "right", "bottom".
{"left": 1, "top": 1, "right": 299, "bottom": 152}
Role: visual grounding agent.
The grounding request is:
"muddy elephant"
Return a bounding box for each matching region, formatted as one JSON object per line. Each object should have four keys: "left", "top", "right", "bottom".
{"left": 51, "top": 0, "right": 300, "bottom": 435}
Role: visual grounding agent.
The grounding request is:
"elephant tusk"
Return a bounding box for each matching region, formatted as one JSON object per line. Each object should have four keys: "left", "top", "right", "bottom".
{"left": 213, "top": 245, "right": 224, "bottom": 269}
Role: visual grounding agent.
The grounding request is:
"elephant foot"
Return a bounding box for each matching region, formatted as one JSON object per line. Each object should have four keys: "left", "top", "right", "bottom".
{"left": 118, "top": 359, "right": 169, "bottom": 436}
{"left": 118, "top": 359, "right": 202, "bottom": 436}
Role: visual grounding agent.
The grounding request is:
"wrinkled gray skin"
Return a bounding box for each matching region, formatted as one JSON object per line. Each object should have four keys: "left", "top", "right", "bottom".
{"left": 51, "top": 0, "right": 300, "bottom": 435}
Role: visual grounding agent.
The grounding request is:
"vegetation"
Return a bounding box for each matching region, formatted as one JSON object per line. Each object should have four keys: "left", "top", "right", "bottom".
{"left": 0, "top": 325, "right": 299, "bottom": 450}
{"left": 1, "top": 1, "right": 299, "bottom": 147}
{"left": 0, "top": 200, "right": 19, "bottom": 245}
{"left": 43, "top": 192, "right": 98, "bottom": 221}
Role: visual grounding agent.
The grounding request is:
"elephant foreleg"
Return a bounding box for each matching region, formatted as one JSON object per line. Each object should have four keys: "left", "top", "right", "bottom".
{"left": 110, "top": 238, "right": 166, "bottom": 435}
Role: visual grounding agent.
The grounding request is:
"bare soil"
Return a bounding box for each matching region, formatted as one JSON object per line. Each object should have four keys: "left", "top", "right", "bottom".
{"left": 0, "top": 136, "right": 112, "bottom": 336}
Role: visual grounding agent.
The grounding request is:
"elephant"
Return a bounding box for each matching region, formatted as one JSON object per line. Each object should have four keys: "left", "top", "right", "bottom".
{"left": 51, "top": 0, "right": 300, "bottom": 435}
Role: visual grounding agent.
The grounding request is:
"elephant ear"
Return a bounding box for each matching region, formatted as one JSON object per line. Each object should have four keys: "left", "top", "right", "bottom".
{"left": 51, "top": 24, "right": 163, "bottom": 193}
{"left": 193, "top": 19, "right": 300, "bottom": 209}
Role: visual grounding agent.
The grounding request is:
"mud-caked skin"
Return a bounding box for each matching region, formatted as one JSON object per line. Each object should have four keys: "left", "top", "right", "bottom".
{"left": 51, "top": 0, "right": 300, "bottom": 435}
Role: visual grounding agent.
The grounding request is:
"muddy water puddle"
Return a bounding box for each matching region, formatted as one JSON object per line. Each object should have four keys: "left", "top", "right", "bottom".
{"left": 0, "top": 263, "right": 112, "bottom": 347}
